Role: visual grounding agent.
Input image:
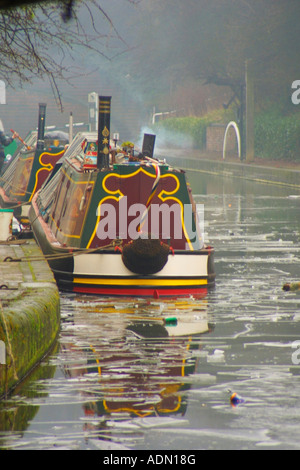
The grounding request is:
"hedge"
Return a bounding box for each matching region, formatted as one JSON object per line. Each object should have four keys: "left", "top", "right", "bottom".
{"left": 152, "top": 109, "right": 234, "bottom": 150}
{"left": 153, "top": 109, "right": 300, "bottom": 161}
{"left": 155, "top": 116, "right": 209, "bottom": 149}
{"left": 254, "top": 110, "right": 300, "bottom": 161}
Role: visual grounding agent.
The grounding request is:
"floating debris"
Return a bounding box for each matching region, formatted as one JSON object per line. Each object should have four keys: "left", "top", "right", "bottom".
{"left": 207, "top": 349, "right": 225, "bottom": 363}
{"left": 283, "top": 282, "right": 300, "bottom": 291}
{"left": 163, "top": 317, "right": 178, "bottom": 326}
{"left": 230, "top": 392, "right": 245, "bottom": 407}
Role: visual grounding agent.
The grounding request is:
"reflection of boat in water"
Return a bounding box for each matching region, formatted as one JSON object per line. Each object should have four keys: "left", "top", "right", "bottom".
{"left": 61, "top": 297, "right": 212, "bottom": 419}
{"left": 29, "top": 95, "right": 215, "bottom": 298}
{"left": 0, "top": 103, "right": 68, "bottom": 228}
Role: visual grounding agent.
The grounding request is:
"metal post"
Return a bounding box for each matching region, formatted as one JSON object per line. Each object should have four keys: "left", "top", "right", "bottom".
{"left": 239, "top": 84, "right": 245, "bottom": 160}
{"left": 88, "top": 92, "right": 98, "bottom": 132}
{"left": 68, "top": 112, "right": 73, "bottom": 144}
{"left": 0, "top": 80, "right": 6, "bottom": 105}
{"left": 245, "top": 60, "right": 255, "bottom": 162}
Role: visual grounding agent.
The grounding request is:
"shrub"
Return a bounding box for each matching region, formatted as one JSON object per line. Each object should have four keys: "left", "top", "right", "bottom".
{"left": 152, "top": 109, "right": 234, "bottom": 149}
{"left": 255, "top": 110, "right": 300, "bottom": 161}
{"left": 153, "top": 107, "right": 300, "bottom": 161}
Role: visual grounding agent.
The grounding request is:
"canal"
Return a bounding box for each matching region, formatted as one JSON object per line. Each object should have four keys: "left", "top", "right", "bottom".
{"left": 0, "top": 168, "right": 300, "bottom": 450}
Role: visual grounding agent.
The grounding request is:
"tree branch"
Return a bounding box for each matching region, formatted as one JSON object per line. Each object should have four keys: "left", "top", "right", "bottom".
{"left": 0, "top": 1, "right": 138, "bottom": 110}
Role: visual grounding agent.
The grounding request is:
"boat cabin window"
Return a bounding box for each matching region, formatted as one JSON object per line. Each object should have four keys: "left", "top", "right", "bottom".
{"left": 50, "top": 171, "right": 93, "bottom": 244}
{"left": 60, "top": 184, "right": 92, "bottom": 238}
{"left": 9, "top": 151, "right": 35, "bottom": 197}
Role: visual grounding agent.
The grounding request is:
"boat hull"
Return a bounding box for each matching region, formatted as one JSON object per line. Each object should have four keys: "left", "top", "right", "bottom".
{"left": 29, "top": 201, "right": 215, "bottom": 298}
{"left": 59, "top": 250, "right": 214, "bottom": 297}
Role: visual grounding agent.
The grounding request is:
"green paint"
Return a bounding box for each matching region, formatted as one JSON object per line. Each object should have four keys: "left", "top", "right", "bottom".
{"left": 164, "top": 317, "right": 178, "bottom": 325}
{"left": 4, "top": 140, "right": 17, "bottom": 158}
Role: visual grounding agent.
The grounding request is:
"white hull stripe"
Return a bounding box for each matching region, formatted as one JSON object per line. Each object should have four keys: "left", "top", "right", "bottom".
{"left": 73, "top": 252, "right": 209, "bottom": 277}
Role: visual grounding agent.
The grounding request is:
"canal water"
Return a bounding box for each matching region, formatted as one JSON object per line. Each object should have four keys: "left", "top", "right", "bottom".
{"left": 0, "top": 169, "right": 300, "bottom": 450}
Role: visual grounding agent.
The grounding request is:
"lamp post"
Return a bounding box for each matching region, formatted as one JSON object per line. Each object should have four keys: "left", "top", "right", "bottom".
{"left": 245, "top": 59, "right": 255, "bottom": 162}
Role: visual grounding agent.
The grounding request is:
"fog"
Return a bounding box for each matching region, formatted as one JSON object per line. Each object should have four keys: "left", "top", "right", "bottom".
{"left": 1, "top": 0, "right": 298, "bottom": 147}
{"left": 0, "top": 0, "right": 228, "bottom": 145}
{"left": 0, "top": 0, "right": 149, "bottom": 142}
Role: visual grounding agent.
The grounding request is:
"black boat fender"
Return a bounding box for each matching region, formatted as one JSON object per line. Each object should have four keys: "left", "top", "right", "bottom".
{"left": 121, "top": 237, "right": 171, "bottom": 275}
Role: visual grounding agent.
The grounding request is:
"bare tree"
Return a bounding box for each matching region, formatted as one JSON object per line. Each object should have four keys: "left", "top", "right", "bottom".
{"left": 0, "top": 0, "right": 139, "bottom": 110}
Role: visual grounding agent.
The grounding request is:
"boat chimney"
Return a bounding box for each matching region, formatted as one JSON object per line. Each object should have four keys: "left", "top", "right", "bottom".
{"left": 97, "top": 96, "right": 111, "bottom": 169}
{"left": 37, "top": 102, "right": 46, "bottom": 150}
{"left": 142, "top": 133, "right": 156, "bottom": 158}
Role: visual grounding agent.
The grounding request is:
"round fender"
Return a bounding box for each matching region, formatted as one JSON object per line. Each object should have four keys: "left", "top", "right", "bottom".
{"left": 122, "top": 237, "right": 170, "bottom": 275}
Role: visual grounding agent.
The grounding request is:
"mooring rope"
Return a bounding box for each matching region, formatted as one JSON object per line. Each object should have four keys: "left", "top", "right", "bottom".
{"left": 0, "top": 173, "right": 34, "bottom": 199}
{"left": 0, "top": 200, "right": 31, "bottom": 211}
{"left": 2, "top": 239, "right": 123, "bottom": 263}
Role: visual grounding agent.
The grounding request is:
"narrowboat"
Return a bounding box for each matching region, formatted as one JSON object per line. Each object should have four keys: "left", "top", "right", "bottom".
{"left": 0, "top": 103, "right": 68, "bottom": 227}
{"left": 29, "top": 96, "right": 215, "bottom": 298}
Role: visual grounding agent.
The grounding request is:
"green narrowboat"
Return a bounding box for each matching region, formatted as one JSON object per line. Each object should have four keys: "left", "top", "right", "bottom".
{"left": 29, "top": 96, "right": 215, "bottom": 298}
{"left": 0, "top": 103, "right": 68, "bottom": 226}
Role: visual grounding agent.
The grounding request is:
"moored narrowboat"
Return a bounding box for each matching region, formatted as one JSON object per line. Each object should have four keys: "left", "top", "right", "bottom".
{"left": 0, "top": 103, "right": 68, "bottom": 227}
{"left": 29, "top": 96, "right": 215, "bottom": 298}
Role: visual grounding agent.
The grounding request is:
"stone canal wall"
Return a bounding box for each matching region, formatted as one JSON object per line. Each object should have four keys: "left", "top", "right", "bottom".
{"left": 0, "top": 240, "right": 60, "bottom": 399}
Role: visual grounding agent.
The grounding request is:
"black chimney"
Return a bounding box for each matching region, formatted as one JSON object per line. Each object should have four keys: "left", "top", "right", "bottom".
{"left": 142, "top": 133, "right": 156, "bottom": 159}
{"left": 97, "top": 96, "right": 111, "bottom": 169}
{"left": 37, "top": 103, "right": 46, "bottom": 150}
